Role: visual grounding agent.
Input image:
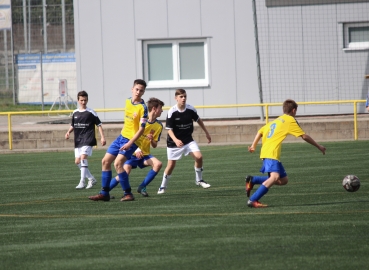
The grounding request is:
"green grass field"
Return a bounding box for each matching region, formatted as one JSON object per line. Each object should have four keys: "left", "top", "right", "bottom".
{"left": 0, "top": 141, "right": 368, "bottom": 270}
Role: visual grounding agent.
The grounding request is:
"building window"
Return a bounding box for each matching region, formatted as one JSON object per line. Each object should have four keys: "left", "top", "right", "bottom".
{"left": 343, "top": 22, "right": 369, "bottom": 50}
{"left": 143, "top": 39, "right": 209, "bottom": 88}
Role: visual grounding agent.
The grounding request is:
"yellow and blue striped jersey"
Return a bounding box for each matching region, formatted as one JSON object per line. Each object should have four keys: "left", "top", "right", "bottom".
{"left": 259, "top": 114, "right": 305, "bottom": 161}
{"left": 134, "top": 119, "right": 163, "bottom": 156}
{"left": 121, "top": 98, "right": 148, "bottom": 140}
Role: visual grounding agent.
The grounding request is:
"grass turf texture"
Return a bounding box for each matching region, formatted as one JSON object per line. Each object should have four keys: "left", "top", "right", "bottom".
{"left": 0, "top": 141, "right": 368, "bottom": 269}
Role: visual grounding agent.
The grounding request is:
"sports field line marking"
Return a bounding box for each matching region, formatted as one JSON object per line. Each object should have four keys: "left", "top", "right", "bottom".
{"left": 1, "top": 210, "right": 369, "bottom": 219}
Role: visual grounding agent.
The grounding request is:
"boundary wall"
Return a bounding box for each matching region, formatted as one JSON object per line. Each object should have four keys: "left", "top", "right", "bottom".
{"left": 1, "top": 115, "right": 369, "bottom": 153}
{"left": 0, "top": 100, "right": 368, "bottom": 153}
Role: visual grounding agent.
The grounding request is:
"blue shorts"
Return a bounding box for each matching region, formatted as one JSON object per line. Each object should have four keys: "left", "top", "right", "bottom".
{"left": 125, "top": 154, "right": 153, "bottom": 169}
{"left": 260, "top": 158, "right": 287, "bottom": 178}
{"left": 106, "top": 134, "right": 138, "bottom": 159}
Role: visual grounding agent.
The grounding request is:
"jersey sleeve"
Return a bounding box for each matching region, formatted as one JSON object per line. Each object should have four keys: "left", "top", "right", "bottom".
{"left": 188, "top": 104, "right": 199, "bottom": 122}
{"left": 289, "top": 119, "right": 305, "bottom": 137}
{"left": 165, "top": 109, "right": 174, "bottom": 129}
{"left": 258, "top": 125, "right": 267, "bottom": 136}
{"left": 95, "top": 116, "right": 102, "bottom": 126}
{"left": 153, "top": 122, "right": 163, "bottom": 142}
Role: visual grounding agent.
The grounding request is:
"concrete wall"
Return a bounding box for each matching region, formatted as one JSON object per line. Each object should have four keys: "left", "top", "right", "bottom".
{"left": 1, "top": 117, "right": 369, "bottom": 152}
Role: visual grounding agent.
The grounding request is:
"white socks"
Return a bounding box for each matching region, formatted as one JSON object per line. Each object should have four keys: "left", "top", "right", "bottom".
{"left": 160, "top": 174, "right": 171, "bottom": 188}
{"left": 195, "top": 167, "right": 203, "bottom": 182}
{"left": 77, "top": 160, "right": 94, "bottom": 182}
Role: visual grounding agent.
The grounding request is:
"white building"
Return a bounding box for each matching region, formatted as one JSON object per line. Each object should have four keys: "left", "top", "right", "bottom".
{"left": 74, "top": 0, "right": 369, "bottom": 121}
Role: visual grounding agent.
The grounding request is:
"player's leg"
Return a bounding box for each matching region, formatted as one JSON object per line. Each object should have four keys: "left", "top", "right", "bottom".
{"left": 74, "top": 152, "right": 84, "bottom": 189}
{"left": 248, "top": 159, "right": 285, "bottom": 208}
{"left": 115, "top": 153, "right": 129, "bottom": 195}
{"left": 245, "top": 175, "right": 268, "bottom": 197}
{"left": 80, "top": 154, "right": 89, "bottom": 187}
{"left": 115, "top": 142, "right": 138, "bottom": 202}
{"left": 158, "top": 147, "right": 182, "bottom": 194}
{"left": 109, "top": 163, "right": 132, "bottom": 192}
{"left": 78, "top": 146, "right": 96, "bottom": 189}
{"left": 89, "top": 136, "right": 122, "bottom": 201}
{"left": 137, "top": 156, "right": 162, "bottom": 197}
{"left": 158, "top": 159, "right": 176, "bottom": 194}
{"left": 187, "top": 142, "right": 210, "bottom": 188}
{"left": 275, "top": 176, "right": 288, "bottom": 186}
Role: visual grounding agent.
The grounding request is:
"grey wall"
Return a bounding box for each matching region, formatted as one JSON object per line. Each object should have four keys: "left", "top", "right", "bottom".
{"left": 74, "top": 0, "right": 369, "bottom": 120}
{"left": 74, "top": 0, "right": 260, "bottom": 121}
{"left": 256, "top": 0, "right": 369, "bottom": 116}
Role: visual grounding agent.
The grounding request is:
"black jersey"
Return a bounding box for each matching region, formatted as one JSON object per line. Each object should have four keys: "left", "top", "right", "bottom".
{"left": 71, "top": 107, "right": 102, "bottom": 148}
{"left": 166, "top": 104, "right": 199, "bottom": 148}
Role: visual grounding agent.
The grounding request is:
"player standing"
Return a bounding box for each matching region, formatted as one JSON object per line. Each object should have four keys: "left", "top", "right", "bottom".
{"left": 65, "top": 90, "right": 106, "bottom": 189}
{"left": 109, "top": 98, "right": 164, "bottom": 197}
{"left": 89, "top": 79, "right": 147, "bottom": 201}
{"left": 157, "top": 89, "right": 212, "bottom": 194}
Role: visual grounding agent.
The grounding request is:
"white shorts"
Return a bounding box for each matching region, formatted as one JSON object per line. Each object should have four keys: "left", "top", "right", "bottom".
{"left": 167, "top": 141, "right": 200, "bottom": 161}
{"left": 74, "top": 146, "right": 93, "bottom": 158}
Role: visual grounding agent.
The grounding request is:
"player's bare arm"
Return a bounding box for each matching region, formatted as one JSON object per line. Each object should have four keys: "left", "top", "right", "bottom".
{"left": 120, "top": 126, "right": 145, "bottom": 151}
{"left": 65, "top": 127, "right": 74, "bottom": 140}
{"left": 197, "top": 119, "right": 211, "bottom": 143}
{"left": 168, "top": 129, "right": 183, "bottom": 147}
{"left": 98, "top": 126, "right": 106, "bottom": 146}
{"left": 248, "top": 133, "right": 262, "bottom": 153}
{"left": 301, "top": 134, "right": 326, "bottom": 155}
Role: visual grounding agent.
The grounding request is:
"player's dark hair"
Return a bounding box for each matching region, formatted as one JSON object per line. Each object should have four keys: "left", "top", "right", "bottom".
{"left": 175, "top": 89, "right": 186, "bottom": 96}
{"left": 147, "top": 97, "right": 164, "bottom": 112}
{"left": 133, "top": 79, "right": 147, "bottom": 88}
{"left": 283, "top": 99, "right": 298, "bottom": 114}
{"left": 77, "top": 90, "right": 88, "bottom": 100}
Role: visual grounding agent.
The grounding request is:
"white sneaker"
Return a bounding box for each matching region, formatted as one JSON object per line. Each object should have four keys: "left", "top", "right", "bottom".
{"left": 196, "top": 180, "right": 211, "bottom": 189}
{"left": 157, "top": 187, "right": 166, "bottom": 194}
{"left": 86, "top": 178, "right": 97, "bottom": 189}
{"left": 76, "top": 181, "right": 86, "bottom": 189}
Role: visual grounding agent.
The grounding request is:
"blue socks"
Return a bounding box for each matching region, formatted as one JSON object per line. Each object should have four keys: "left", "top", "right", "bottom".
{"left": 250, "top": 185, "right": 269, "bottom": 202}
{"left": 109, "top": 177, "right": 119, "bottom": 191}
{"left": 140, "top": 169, "right": 158, "bottom": 187}
{"left": 118, "top": 171, "right": 131, "bottom": 193}
{"left": 106, "top": 169, "right": 158, "bottom": 195}
{"left": 100, "top": 171, "right": 112, "bottom": 196}
{"left": 252, "top": 176, "right": 268, "bottom": 185}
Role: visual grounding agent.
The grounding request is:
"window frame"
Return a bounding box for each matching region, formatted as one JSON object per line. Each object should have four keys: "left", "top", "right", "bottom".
{"left": 343, "top": 22, "right": 369, "bottom": 51}
{"left": 142, "top": 38, "right": 210, "bottom": 89}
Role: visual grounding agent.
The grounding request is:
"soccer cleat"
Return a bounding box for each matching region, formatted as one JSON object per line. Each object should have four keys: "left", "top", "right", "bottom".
{"left": 137, "top": 186, "right": 149, "bottom": 197}
{"left": 196, "top": 180, "right": 211, "bottom": 189}
{"left": 245, "top": 175, "right": 254, "bottom": 197}
{"left": 86, "top": 178, "right": 97, "bottom": 189}
{"left": 157, "top": 187, "right": 166, "bottom": 194}
{"left": 120, "top": 194, "right": 135, "bottom": 201}
{"left": 88, "top": 193, "right": 110, "bottom": 201}
{"left": 247, "top": 200, "right": 267, "bottom": 208}
{"left": 76, "top": 182, "right": 86, "bottom": 189}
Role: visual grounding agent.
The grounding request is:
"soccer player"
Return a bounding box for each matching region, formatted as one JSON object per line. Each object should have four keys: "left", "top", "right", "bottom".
{"left": 246, "top": 99, "right": 326, "bottom": 208}
{"left": 109, "top": 97, "right": 164, "bottom": 197}
{"left": 157, "top": 89, "right": 212, "bottom": 194}
{"left": 65, "top": 90, "right": 106, "bottom": 189}
{"left": 89, "top": 79, "right": 148, "bottom": 202}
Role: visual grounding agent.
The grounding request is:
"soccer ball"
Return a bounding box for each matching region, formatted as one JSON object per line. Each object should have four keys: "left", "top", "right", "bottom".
{"left": 342, "top": 175, "right": 360, "bottom": 192}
